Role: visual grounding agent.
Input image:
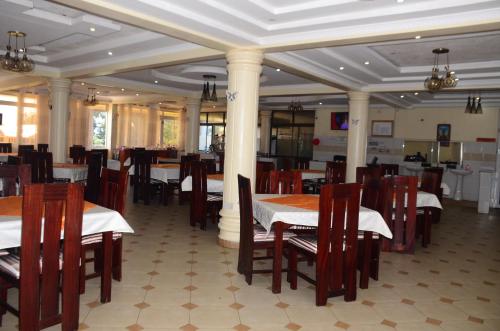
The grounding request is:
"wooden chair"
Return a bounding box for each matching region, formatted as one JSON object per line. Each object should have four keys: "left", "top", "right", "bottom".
{"left": 381, "top": 176, "right": 418, "bottom": 253}
{"left": 295, "top": 157, "right": 310, "bottom": 170}
{"left": 279, "top": 158, "right": 292, "bottom": 171}
{"left": 381, "top": 163, "right": 399, "bottom": 176}
{"left": 37, "top": 144, "right": 49, "bottom": 152}
{"left": 69, "top": 145, "right": 86, "bottom": 164}
{"left": 79, "top": 168, "right": 128, "bottom": 294}
{"left": 7, "top": 156, "right": 21, "bottom": 165}
{"left": 0, "top": 143, "right": 12, "bottom": 153}
{"left": 422, "top": 167, "right": 444, "bottom": 223}
{"left": 90, "top": 149, "right": 108, "bottom": 167}
{"left": 256, "top": 161, "right": 275, "bottom": 194}
{"left": 170, "top": 155, "right": 197, "bottom": 205}
{"left": 355, "top": 166, "right": 383, "bottom": 184}
{"left": 24, "top": 151, "right": 54, "bottom": 184}
{"left": 287, "top": 183, "right": 361, "bottom": 305}
{"left": 190, "top": 161, "right": 223, "bottom": 230}
{"left": 418, "top": 171, "right": 440, "bottom": 247}
{"left": 0, "top": 164, "right": 31, "bottom": 196}
{"left": 133, "top": 150, "right": 167, "bottom": 205}
{"left": 216, "top": 152, "right": 224, "bottom": 174}
{"left": 325, "top": 161, "right": 346, "bottom": 184}
{"left": 333, "top": 155, "right": 346, "bottom": 162}
{"left": 118, "top": 148, "right": 132, "bottom": 171}
{"left": 84, "top": 152, "right": 102, "bottom": 204}
{"left": 269, "top": 170, "right": 302, "bottom": 194}
{"left": 17, "top": 145, "right": 35, "bottom": 158}
{"left": 0, "top": 183, "right": 84, "bottom": 330}
{"left": 201, "top": 158, "right": 217, "bottom": 174}
{"left": 357, "top": 176, "right": 387, "bottom": 289}
{"left": 237, "top": 174, "right": 296, "bottom": 285}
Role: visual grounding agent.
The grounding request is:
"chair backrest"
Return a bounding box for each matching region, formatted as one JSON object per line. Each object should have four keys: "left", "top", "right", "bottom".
{"left": 118, "top": 148, "right": 132, "bottom": 171}
{"left": 25, "top": 151, "right": 54, "bottom": 183}
{"left": 216, "top": 152, "right": 224, "bottom": 174}
{"left": 317, "top": 183, "right": 360, "bottom": 297}
{"left": 191, "top": 161, "right": 208, "bottom": 226}
{"left": 99, "top": 168, "right": 128, "bottom": 215}
{"left": 69, "top": 145, "right": 86, "bottom": 164}
{"left": 187, "top": 153, "right": 201, "bottom": 161}
{"left": 355, "top": 166, "right": 383, "bottom": 184}
{"left": 201, "top": 158, "right": 217, "bottom": 174}
{"left": 91, "top": 149, "right": 108, "bottom": 167}
{"left": 84, "top": 152, "right": 102, "bottom": 203}
{"left": 179, "top": 155, "right": 197, "bottom": 182}
{"left": 381, "top": 163, "right": 399, "bottom": 176}
{"left": 422, "top": 167, "right": 443, "bottom": 198}
{"left": 37, "top": 144, "right": 49, "bottom": 152}
{"left": 133, "top": 150, "right": 152, "bottom": 184}
{"left": 237, "top": 174, "right": 255, "bottom": 275}
{"left": 325, "top": 161, "right": 346, "bottom": 184}
{"left": 0, "top": 143, "right": 12, "bottom": 153}
{"left": 295, "top": 157, "right": 310, "bottom": 170}
{"left": 0, "top": 164, "right": 31, "bottom": 196}
{"left": 256, "top": 161, "right": 275, "bottom": 194}
{"left": 382, "top": 176, "right": 418, "bottom": 253}
{"left": 18, "top": 144, "right": 35, "bottom": 156}
{"left": 19, "top": 183, "right": 84, "bottom": 330}
{"left": 333, "top": 155, "right": 346, "bottom": 162}
{"left": 269, "top": 170, "right": 302, "bottom": 194}
{"left": 279, "top": 157, "right": 292, "bottom": 171}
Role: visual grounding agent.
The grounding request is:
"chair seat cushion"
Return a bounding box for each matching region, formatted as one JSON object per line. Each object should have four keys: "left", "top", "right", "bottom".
{"left": 253, "top": 226, "right": 296, "bottom": 242}
{"left": 289, "top": 235, "right": 318, "bottom": 253}
{"left": 81, "top": 232, "right": 123, "bottom": 245}
{"left": 207, "top": 193, "right": 223, "bottom": 202}
{"left": 0, "top": 253, "right": 64, "bottom": 279}
{"left": 0, "top": 250, "right": 8, "bottom": 256}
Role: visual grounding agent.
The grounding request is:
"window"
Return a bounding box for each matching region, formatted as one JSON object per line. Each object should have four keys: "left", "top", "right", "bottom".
{"left": 199, "top": 112, "right": 226, "bottom": 152}
{"left": 161, "top": 117, "right": 179, "bottom": 146}
{"left": 270, "top": 110, "right": 315, "bottom": 158}
{"left": 91, "top": 111, "right": 108, "bottom": 148}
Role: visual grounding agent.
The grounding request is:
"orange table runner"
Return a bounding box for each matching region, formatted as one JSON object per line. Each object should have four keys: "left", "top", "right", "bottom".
{"left": 261, "top": 194, "right": 319, "bottom": 211}
{"left": 208, "top": 174, "right": 224, "bottom": 181}
{"left": 0, "top": 196, "right": 97, "bottom": 217}
{"left": 53, "top": 163, "right": 87, "bottom": 169}
{"left": 152, "top": 164, "right": 180, "bottom": 169}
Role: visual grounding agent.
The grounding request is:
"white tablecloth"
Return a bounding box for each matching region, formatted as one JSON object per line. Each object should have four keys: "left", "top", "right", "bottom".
{"left": 53, "top": 164, "right": 88, "bottom": 182}
{"left": 0, "top": 203, "right": 134, "bottom": 250}
{"left": 416, "top": 191, "right": 442, "bottom": 209}
{"left": 181, "top": 176, "right": 224, "bottom": 192}
{"left": 128, "top": 165, "right": 180, "bottom": 184}
{"left": 252, "top": 194, "right": 393, "bottom": 239}
{"left": 107, "top": 158, "right": 131, "bottom": 171}
{"left": 0, "top": 153, "right": 17, "bottom": 163}
{"left": 300, "top": 170, "right": 325, "bottom": 180}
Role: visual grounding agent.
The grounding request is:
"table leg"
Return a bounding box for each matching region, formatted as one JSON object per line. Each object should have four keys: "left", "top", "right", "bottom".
{"left": 100, "top": 231, "right": 113, "bottom": 303}
{"left": 422, "top": 207, "right": 431, "bottom": 247}
{"left": 272, "top": 222, "right": 284, "bottom": 294}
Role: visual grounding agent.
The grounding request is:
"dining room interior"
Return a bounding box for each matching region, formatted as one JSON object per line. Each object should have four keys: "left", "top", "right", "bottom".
{"left": 0, "top": 0, "right": 500, "bottom": 330}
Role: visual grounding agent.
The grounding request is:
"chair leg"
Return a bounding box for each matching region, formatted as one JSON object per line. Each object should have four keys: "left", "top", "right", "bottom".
{"left": 370, "top": 239, "right": 381, "bottom": 281}
{"left": 360, "top": 234, "right": 372, "bottom": 289}
{"left": 79, "top": 248, "right": 87, "bottom": 294}
{"left": 162, "top": 184, "right": 168, "bottom": 206}
{"left": 288, "top": 246, "right": 298, "bottom": 290}
{"left": 112, "top": 238, "right": 123, "bottom": 281}
{"left": 0, "top": 279, "right": 7, "bottom": 326}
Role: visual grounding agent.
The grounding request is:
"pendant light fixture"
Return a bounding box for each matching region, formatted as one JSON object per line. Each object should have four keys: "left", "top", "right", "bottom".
{"left": 464, "top": 96, "right": 472, "bottom": 113}
{"left": 201, "top": 75, "right": 217, "bottom": 102}
{"left": 83, "top": 88, "right": 98, "bottom": 106}
{"left": 465, "top": 93, "right": 483, "bottom": 115}
{"left": 0, "top": 31, "right": 35, "bottom": 72}
{"left": 424, "top": 48, "right": 458, "bottom": 92}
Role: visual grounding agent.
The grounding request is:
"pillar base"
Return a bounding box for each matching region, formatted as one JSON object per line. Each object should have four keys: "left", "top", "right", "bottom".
{"left": 217, "top": 238, "right": 239, "bottom": 249}
{"left": 218, "top": 207, "right": 240, "bottom": 246}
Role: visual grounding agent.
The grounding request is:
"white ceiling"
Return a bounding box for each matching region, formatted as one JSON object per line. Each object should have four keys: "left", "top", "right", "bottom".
{"left": 1, "top": 0, "right": 500, "bottom": 109}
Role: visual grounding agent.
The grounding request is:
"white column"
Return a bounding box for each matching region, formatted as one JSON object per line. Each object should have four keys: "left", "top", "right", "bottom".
{"left": 110, "top": 104, "right": 119, "bottom": 149}
{"left": 184, "top": 98, "right": 201, "bottom": 153}
{"left": 147, "top": 104, "right": 159, "bottom": 147}
{"left": 49, "top": 78, "right": 71, "bottom": 162}
{"left": 346, "top": 91, "right": 370, "bottom": 182}
{"left": 259, "top": 110, "right": 272, "bottom": 154}
{"left": 178, "top": 108, "right": 187, "bottom": 150}
{"left": 219, "top": 49, "right": 263, "bottom": 248}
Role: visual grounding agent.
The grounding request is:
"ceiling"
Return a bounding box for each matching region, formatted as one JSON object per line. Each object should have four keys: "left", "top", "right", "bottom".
{"left": 1, "top": 0, "right": 500, "bottom": 109}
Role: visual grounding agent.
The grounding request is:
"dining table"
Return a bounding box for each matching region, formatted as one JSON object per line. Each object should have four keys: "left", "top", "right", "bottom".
{"left": 0, "top": 195, "right": 134, "bottom": 303}
{"left": 181, "top": 174, "right": 224, "bottom": 192}
{"left": 128, "top": 163, "right": 180, "bottom": 183}
{"left": 53, "top": 163, "right": 88, "bottom": 182}
{"left": 0, "top": 153, "right": 17, "bottom": 163}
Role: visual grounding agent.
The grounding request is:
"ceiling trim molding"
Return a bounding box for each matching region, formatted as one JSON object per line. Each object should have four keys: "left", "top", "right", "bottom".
{"left": 318, "top": 48, "right": 383, "bottom": 82}
{"left": 401, "top": 60, "right": 500, "bottom": 73}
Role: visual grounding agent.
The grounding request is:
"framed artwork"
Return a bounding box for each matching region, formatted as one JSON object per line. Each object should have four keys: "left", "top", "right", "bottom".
{"left": 331, "top": 112, "right": 349, "bottom": 130}
{"left": 371, "top": 120, "right": 394, "bottom": 137}
{"left": 437, "top": 124, "right": 451, "bottom": 146}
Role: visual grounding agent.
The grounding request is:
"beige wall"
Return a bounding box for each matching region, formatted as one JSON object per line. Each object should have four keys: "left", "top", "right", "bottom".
{"left": 315, "top": 106, "right": 498, "bottom": 142}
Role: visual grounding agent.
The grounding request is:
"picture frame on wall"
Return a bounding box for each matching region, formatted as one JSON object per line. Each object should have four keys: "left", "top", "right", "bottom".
{"left": 371, "top": 120, "right": 394, "bottom": 137}
{"left": 437, "top": 123, "right": 451, "bottom": 146}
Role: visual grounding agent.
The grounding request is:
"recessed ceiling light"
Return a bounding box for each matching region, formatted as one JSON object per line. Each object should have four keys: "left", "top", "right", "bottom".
{"left": 415, "top": 35, "right": 421, "bottom": 39}
{"left": 400, "top": 95, "right": 405, "bottom": 98}
{"left": 89, "top": 27, "right": 96, "bottom": 32}
{"left": 136, "top": 93, "right": 139, "bottom": 96}
{"left": 275, "top": 68, "right": 281, "bottom": 72}
{"left": 154, "top": 80, "right": 158, "bottom": 84}
{"left": 364, "top": 61, "right": 370, "bottom": 65}
{"left": 319, "top": 102, "right": 323, "bottom": 105}
{"left": 212, "top": 105, "right": 216, "bottom": 108}
{"left": 121, "top": 88, "right": 125, "bottom": 92}
{"left": 159, "top": 102, "right": 162, "bottom": 105}
{"left": 414, "top": 92, "right": 419, "bottom": 96}
{"left": 339, "top": 66, "right": 345, "bottom": 70}
{"left": 108, "top": 51, "right": 113, "bottom": 56}
{"left": 396, "top": 0, "right": 404, "bottom": 3}
{"left": 80, "top": 82, "right": 85, "bottom": 86}
{"left": 96, "top": 91, "right": 100, "bottom": 94}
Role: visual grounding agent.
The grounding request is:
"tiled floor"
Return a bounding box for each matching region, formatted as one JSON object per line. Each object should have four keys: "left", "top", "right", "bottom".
{"left": 2, "top": 198, "right": 500, "bottom": 330}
